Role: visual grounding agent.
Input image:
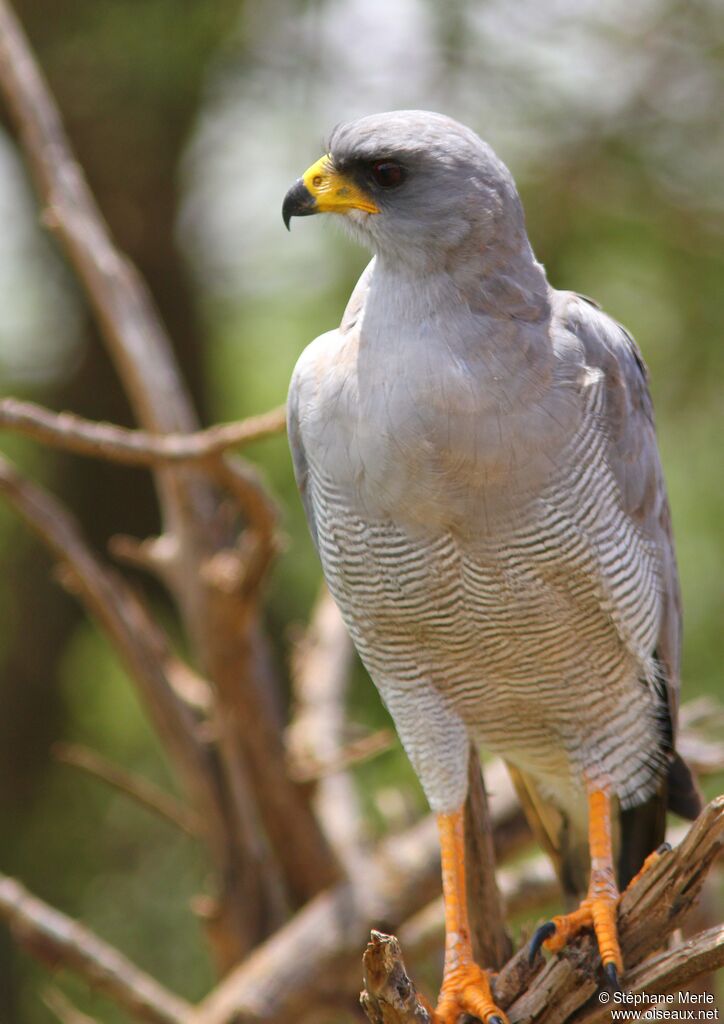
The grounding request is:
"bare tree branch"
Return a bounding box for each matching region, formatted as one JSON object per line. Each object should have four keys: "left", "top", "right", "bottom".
{"left": 678, "top": 697, "right": 724, "bottom": 777}
{"left": 0, "top": 454, "right": 277, "bottom": 959}
{"left": 53, "top": 742, "right": 202, "bottom": 836}
{"left": 288, "top": 728, "right": 394, "bottom": 783}
{"left": 466, "top": 750, "right": 513, "bottom": 970}
{"left": 0, "top": 398, "right": 287, "bottom": 465}
{"left": 0, "top": 875, "right": 192, "bottom": 1024}
{"left": 287, "top": 587, "right": 363, "bottom": 871}
{"left": 43, "top": 987, "right": 100, "bottom": 1024}
{"left": 0, "top": 2, "right": 198, "bottom": 440}
{"left": 0, "top": 456, "right": 214, "bottom": 822}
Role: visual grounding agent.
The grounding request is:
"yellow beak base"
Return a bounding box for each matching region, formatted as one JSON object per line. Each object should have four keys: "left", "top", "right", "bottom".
{"left": 301, "top": 154, "right": 379, "bottom": 216}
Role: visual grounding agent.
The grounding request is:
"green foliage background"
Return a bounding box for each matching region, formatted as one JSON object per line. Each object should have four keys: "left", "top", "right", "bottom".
{"left": 0, "top": 1, "right": 721, "bottom": 1020}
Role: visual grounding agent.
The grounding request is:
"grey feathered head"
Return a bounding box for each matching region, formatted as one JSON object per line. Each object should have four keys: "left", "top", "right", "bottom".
{"left": 282, "top": 110, "right": 531, "bottom": 271}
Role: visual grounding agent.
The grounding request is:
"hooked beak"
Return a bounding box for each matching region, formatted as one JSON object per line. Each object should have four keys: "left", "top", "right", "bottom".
{"left": 282, "top": 179, "right": 317, "bottom": 229}
{"left": 282, "top": 153, "right": 379, "bottom": 230}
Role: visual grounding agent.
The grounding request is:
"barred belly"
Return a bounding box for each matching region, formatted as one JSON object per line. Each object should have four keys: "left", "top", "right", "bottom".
{"left": 308, "top": 433, "right": 665, "bottom": 813}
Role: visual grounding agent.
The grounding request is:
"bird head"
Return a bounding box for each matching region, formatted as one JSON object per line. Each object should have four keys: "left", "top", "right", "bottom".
{"left": 282, "top": 110, "right": 529, "bottom": 271}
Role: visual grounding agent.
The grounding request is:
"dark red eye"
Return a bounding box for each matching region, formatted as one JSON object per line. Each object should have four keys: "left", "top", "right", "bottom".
{"left": 370, "top": 161, "right": 406, "bottom": 188}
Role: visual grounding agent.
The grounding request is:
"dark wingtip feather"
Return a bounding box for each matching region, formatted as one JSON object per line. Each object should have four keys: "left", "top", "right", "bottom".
{"left": 667, "top": 752, "right": 703, "bottom": 820}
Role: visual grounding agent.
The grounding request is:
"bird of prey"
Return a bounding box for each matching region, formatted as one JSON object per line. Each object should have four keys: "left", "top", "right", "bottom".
{"left": 282, "top": 111, "right": 700, "bottom": 1023}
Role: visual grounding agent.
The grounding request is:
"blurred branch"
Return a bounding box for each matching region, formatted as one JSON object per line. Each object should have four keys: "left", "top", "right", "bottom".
{"left": 678, "top": 697, "right": 724, "bottom": 776}
{"left": 287, "top": 588, "right": 362, "bottom": 871}
{"left": 465, "top": 750, "right": 513, "bottom": 970}
{"left": 288, "top": 728, "right": 394, "bottom": 783}
{"left": 0, "top": 395, "right": 283, "bottom": 594}
{"left": 0, "top": 455, "right": 219, "bottom": 832}
{"left": 0, "top": 875, "right": 192, "bottom": 1024}
{"left": 43, "top": 987, "right": 100, "bottom": 1024}
{"left": 208, "top": 456, "right": 280, "bottom": 593}
{"left": 0, "top": 397, "right": 287, "bottom": 465}
{"left": 53, "top": 742, "right": 202, "bottom": 837}
{"left": 0, "top": 0, "right": 199, "bottom": 441}
{"left": 0, "top": 454, "right": 270, "bottom": 960}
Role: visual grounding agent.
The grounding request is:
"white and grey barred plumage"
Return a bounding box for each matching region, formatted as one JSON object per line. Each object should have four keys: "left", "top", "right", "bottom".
{"left": 286, "top": 111, "right": 700, "bottom": 891}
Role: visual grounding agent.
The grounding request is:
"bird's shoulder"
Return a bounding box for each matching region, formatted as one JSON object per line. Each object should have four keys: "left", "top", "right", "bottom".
{"left": 552, "top": 290, "right": 658, "bottom": 505}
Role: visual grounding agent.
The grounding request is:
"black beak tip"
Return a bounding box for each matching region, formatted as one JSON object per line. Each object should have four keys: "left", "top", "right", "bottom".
{"left": 282, "top": 179, "right": 317, "bottom": 230}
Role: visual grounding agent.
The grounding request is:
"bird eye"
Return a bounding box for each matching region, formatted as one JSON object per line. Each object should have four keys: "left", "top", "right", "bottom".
{"left": 370, "top": 161, "right": 406, "bottom": 188}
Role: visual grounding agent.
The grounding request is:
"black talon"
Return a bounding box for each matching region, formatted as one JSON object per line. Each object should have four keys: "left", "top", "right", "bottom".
{"left": 603, "top": 961, "right": 622, "bottom": 992}
{"left": 488, "top": 1016, "right": 505, "bottom": 1024}
{"left": 528, "top": 920, "right": 557, "bottom": 965}
{"left": 656, "top": 841, "right": 672, "bottom": 855}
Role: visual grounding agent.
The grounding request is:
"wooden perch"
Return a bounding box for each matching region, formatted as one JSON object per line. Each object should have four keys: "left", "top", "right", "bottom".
{"left": 361, "top": 932, "right": 433, "bottom": 1024}
{"left": 359, "top": 797, "right": 724, "bottom": 1024}
{"left": 0, "top": 875, "right": 192, "bottom": 1024}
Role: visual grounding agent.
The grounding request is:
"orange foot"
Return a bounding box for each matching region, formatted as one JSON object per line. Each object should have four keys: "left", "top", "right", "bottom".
{"left": 433, "top": 962, "right": 508, "bottom": 1024}
{"left": 529, "top": 895, "right": 622, "bottom": 989}
{"left": 529, "top": 807, "right": 672, "bottom": 992}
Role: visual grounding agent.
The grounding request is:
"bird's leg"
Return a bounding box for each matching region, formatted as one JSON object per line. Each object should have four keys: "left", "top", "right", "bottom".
{"left": 434, "top": 809, "right": 508, "bottom": 1024}
{"left": 529, "top": 788, "right": 623, "bottom": 988}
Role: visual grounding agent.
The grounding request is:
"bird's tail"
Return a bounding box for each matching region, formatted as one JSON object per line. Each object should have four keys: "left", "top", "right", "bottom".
{"left": 506, "top": 756, "right": 701, "bottom": 901}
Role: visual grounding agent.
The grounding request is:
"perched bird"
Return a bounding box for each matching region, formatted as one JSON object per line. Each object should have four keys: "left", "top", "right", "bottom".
{"left": 282, "top": 111, "right": 700, "bottom": 1023}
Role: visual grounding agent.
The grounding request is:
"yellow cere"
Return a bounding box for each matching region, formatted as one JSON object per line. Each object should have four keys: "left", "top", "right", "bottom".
{"left": 301, "top": 154, "right": 379, "bottom": 215}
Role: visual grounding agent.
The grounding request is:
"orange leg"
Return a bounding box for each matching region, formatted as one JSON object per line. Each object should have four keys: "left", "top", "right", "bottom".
{"left": 529, "top": 788, "right": 623, "bottom": 988}
{"left": 433, "top": 809, "right": 508, "bottom": 1024}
